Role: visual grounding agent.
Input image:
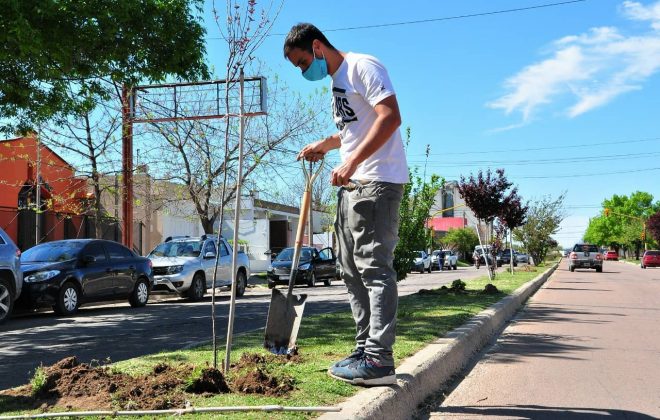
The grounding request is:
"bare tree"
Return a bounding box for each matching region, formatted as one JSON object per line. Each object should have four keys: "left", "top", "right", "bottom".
{"left": 39, "top": 94, "right": 122, "bottom": 238}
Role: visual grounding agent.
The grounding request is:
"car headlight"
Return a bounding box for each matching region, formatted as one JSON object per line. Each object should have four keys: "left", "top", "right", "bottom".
{"left": 167, "top": 265, "right": 184, "bottom": 274}
{"left": 24, "top": 270, "right": 60, "bottom": 283}
{"left": 267, "top": 265, "right": 273, "bottom": 272}
{"left": 299, "top": 263, "right": 310, "bottom": 270}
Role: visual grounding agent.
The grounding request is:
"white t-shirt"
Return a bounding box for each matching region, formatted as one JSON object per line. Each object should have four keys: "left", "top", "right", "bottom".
{"left": 331, "top": 52, "right": 409, "bottom": 184}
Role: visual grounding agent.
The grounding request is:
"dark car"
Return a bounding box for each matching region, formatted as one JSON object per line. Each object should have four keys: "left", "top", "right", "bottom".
{"left": 18, "top": 239, "right": 153, "bottom": 315}
{"left": 0, "top": 227, "right": 22, "bottom": 324}
{"left": 498, "top": 249, "right": 518, "bottom": 267}
{"left": 267, "top": 246, "right": 337, "bottom": 288}
{"left": 641, "top": 250, "right": 660, "bottom": 268}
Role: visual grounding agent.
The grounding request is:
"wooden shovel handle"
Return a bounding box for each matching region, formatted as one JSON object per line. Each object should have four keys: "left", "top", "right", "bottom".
{"left": 295, "top": 188, "right": 312, "bottom": 251}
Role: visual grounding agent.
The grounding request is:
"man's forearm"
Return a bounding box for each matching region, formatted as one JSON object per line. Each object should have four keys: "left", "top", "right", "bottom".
{"left": 321, "top": 133, "right": 341, "bottom": 152}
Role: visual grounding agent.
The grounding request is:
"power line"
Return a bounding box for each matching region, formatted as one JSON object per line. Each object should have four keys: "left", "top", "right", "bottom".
{"left": 412, "top": 137, "right": 660, "bottom": 157}
{"left": 408, "top": 151, "right": 660, "bottom": 167}
{"left": 207, "top": 0, "right": 588, "bottom": 39}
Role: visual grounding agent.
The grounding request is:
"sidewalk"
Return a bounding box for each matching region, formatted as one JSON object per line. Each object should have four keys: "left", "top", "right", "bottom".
{"left": 427, "top": 260, "right": 660, "bottom": 419}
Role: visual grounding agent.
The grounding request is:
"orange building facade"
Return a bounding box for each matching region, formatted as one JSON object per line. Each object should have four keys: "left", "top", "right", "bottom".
{"left": 0, "top": 134, "right": 92, "bottom": 250}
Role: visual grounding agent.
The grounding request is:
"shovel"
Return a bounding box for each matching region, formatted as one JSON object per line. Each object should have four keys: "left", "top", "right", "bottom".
{"left": 264, "top": 159, "right": 324, "bottom": 354}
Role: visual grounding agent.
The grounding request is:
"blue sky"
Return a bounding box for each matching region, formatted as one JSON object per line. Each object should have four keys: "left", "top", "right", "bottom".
{"left": 201, "top": 0, "right": 660, "bottom": 248}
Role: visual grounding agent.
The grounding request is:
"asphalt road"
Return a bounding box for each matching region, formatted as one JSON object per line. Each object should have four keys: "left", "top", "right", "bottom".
{"left": 0, "top": 266, "right": 485, "bottom": 391}
{"left": 426, "top": 260, "right": 660, "bottom": 419}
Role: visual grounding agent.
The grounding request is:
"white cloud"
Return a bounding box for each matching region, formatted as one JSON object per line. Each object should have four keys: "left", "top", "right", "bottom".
{"left": 623, "top": 0, "right": 660, "bottom": 29}
{"left": 489, "top": 1, "right": 660, "bottom": 123}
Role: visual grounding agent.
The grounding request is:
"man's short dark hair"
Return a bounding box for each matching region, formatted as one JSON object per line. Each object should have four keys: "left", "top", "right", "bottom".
{"left": 283, "top": 23, "right": 335, "bottom": 58}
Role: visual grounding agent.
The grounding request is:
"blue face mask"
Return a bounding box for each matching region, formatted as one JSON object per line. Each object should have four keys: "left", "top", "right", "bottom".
{"left": 302, "top": 50, "right": 328, "bottom": 81}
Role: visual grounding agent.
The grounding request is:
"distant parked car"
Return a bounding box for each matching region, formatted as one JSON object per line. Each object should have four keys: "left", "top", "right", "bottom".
{"left": 641, "top": 250, "right": 660, "bottom": 269}
{"left": 498, "top": 249, "right": 518, "bottom": 267}
{"left": 604, "top": 250, "right": 619, "bottom": 261}
{"left": 267, "top": 246, "right": 337, "bottom": 288}
{"left": 568, "top": 243, "right": 603, "bottom": 272}
{"left": 412, "top": 251, "right": 432, "bottom": 273}
{"left": 0, "top": 227, "right": 22, "bottom": 324}
{"left": 441, "top": 249, "right": 458, "bottom": 270}
{"left": 515, "top": 251, "right": 530, "bottom": 264}
{"left": 430, "top": 250, "right": 444, "bottom": 270}
{"left": 148, "top": 235, "right": 249, "bottom": 300}
{"left": 18, "top": 239, "right": 153, "bottom": 315}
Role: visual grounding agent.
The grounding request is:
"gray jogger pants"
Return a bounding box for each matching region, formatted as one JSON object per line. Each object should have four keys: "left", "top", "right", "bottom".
{"left": 335, "top": 181, "right": 404, "bottom": 367}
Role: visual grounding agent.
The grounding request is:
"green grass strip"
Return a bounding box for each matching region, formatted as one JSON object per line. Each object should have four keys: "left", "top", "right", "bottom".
{"left": 1, "top": 268, "right": 549, "bottom": 419}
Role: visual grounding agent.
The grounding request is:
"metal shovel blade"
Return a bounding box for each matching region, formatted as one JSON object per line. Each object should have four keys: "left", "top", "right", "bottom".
{"left": 264, "top": 287, "right": 308, "bottom": 354}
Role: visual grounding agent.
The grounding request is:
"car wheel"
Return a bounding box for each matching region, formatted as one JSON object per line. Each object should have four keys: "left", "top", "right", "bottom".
{"left": 54, "top": 282, "right": 80, "bottom": 316}
{"left": 569, "top": 266, "right": 575, "bottom": 272}
{"left": 234, "top": 270, "right": 247, "bottom": 297}
{"left": 129, "top": 278, "right": 150, "bottom": 307}
{"left": 307, "top": 272, "right": 317, "bottom": 287}
{"left": 267, "top": 281, "right": 276, "bottom": 289}
{"left": 596, "top": 266, "right": 603, "bottom": 273}
{"left": 0, "top": 278, "right": 14, "bottom": 325}
{"left": 427, "top": 265, "right": 432, "bottom": 273}
{"left": 641, "top": 265, "right": 646, "bottom": 269}
{"left": 324, "top": 276, "right": 332, "bottom": 286}
{"left": 187, "top": 273, "right": 206, "bottom": 301}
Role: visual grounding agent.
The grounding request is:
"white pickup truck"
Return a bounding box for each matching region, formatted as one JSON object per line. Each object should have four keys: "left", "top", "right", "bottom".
{"left": 431, "top": 249, "right": 458, "bottom": 271}
{"left": 148, "top": 235, "right": 250, "bottom": 300}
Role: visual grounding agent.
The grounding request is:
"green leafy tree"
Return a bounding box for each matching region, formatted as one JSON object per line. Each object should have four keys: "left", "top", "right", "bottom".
{"left": 1, "top": 0, "right": 209, "bottom": 132}
{"left": 443, "top": 227, "right": 480, "bottom": 262}
{"left": 393, "top": 129, "right": 443, "bottom": 282}
{"left": 513, "top": 194, "right": 565, "bottom": 265}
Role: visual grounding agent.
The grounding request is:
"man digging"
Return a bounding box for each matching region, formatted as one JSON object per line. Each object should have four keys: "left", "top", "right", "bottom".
{"left": 284, "top": 23, "right": 408, "bottom": 386}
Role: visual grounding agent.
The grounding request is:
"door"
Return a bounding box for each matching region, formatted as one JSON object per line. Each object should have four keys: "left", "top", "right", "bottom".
{"left": 104, "top": 241, "right": 136, "bottom": 296}
{"left": 317, "top": 247, "right": 336, "bottom": 279}
{"left": 216, "top": 240, "right": 232, "bottom": 286}
{"left": 201, "top": 240, "right": 219, "bottom": 288}
{"left": 79, "top": 242, "right": 113, "bottom": 298}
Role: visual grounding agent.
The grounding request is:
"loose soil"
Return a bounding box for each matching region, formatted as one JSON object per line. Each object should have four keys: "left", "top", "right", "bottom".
{"left": 0, "top": 352, "right": 301, "bottom": 414}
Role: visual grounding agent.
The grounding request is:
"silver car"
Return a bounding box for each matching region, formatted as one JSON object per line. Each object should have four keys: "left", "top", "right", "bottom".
{"left": 0, "top": 227, "right": 22, "bottom": 324}
{"left": 148, "top": 235, "right": 250, "bottom": 300}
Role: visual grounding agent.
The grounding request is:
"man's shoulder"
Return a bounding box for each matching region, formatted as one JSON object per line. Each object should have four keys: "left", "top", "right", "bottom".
{"left": 346, "top": 52, "right": 384, "bottom": 67}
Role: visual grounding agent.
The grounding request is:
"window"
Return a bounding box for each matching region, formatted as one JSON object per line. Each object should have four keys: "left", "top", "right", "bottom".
{"left": 83, "top": 242, "right": 107, "bottom": 263}
{"left": 204, "top": 241, "right": 217, "bottom": 256}
{"left": 105, "top": 242, "right": 133, "bottom": 260}
{"left": 319, "top": 248, "right": 332, "bottom": 260}
{"left": 219, "top": 241, "right": 230, "bottom": 257}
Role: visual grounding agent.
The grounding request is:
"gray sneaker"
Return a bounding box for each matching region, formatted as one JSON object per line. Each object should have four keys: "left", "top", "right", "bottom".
{"left": 328, "top": 355, "right": 396, "bottom": 386}
{"left": 332, "top": 347, "right": 365, "bottom": 368}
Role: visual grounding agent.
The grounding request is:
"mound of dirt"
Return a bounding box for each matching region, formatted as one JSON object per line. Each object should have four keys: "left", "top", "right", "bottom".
{"left": 232, "top": 367, "right": 294, "bottom": 396}
{"left": 231, "top": 352, "right": 297, "bottom": 396}
{"left": 186, "top": 368, "right": 230, "bottom": 394}
{"left": 483, "top": 283, "right": 500, "bottom": 294}
{"left": 1, "top": 358, "right": 211, "bottom": 411}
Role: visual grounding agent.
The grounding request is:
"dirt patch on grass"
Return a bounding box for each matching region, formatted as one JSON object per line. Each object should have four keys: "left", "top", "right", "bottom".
{"left": 0, "top": 357, "right": 231, "bottom": 412}
{"left": 229, "top": 352, "right": 297, "bottom": 396}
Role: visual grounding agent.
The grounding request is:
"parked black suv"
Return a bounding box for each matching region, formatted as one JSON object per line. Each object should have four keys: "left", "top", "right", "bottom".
{"left": 267, "top": 246, "right": 338, "bottom": 288}
{"left": 18, "top": 239, "right": 153, "bottom": 315}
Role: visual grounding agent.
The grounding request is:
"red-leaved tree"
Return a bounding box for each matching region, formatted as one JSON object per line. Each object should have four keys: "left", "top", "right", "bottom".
{"left": 648, "top": 211, "right": 660, "bottom": 245}
{"left": 457, "top": 169, "right": 512, "bottom": 279}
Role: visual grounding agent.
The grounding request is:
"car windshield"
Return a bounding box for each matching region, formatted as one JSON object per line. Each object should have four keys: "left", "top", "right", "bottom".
{"left": 275, "top": 248, "right": 313, "bottom": 262}
{"left": 573, "top": 244, "right": 599, "bottom": 253}
{"left": 417, "top": 251, "right": 425, "bottom": 258}
{"left": 645, "top": 251, "right": 660, "bottom": 256}
{"left": 433, "top": 251, "right": 443, "bottom": 256}
{"left": 149, "top": 240, "right": 203, "bottom": 258}
{"left": 22, "top": 241, "right": 85, "bottom": 263}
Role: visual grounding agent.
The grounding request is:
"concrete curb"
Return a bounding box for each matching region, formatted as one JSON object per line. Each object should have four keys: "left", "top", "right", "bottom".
{"left": 320, "top": 263, "right": 559, "bottom": 420}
